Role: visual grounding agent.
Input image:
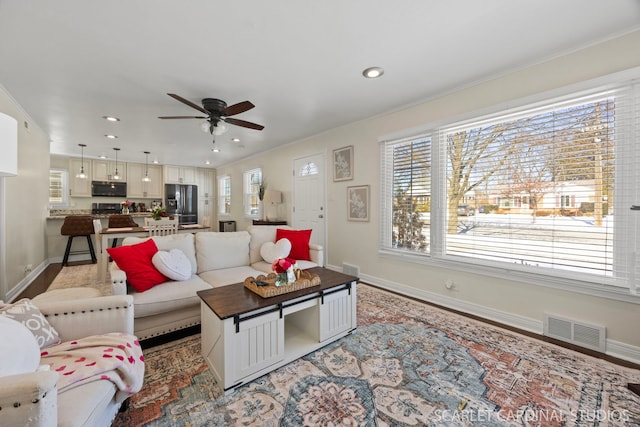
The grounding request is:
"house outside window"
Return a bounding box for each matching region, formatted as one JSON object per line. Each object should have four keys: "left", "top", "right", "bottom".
{"left": 49, "top": 168, "right": 68, "bottom": 207}
{"left": 381, "top": 77, "right": 640, "bottom": 297}
{"left": 217, "top": 175, "right": 231, "bottom": 216}
{"left": 243, "top": 168, "right": 262, "bottom": 217}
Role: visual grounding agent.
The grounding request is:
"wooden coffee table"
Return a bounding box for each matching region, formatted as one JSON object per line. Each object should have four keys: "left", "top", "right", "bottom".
{"left": 197, "top": 267, "right": 358, "bottom": 394}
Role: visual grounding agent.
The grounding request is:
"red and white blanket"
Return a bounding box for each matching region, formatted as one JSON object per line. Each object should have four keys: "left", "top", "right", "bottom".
{"left": 40, "top": 333, "right": 145, "bottom": 400}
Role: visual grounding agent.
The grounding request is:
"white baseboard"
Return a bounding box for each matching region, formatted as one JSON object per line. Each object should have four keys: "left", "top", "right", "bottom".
{"left": 6, "top": 260, "right": 49, "bottom": 302}
{"left": 327, "top": 263, "right": 640, "bottom": 365}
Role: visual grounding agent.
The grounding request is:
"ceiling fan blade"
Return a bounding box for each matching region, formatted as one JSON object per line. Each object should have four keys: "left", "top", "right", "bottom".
{"left": 222, "top": 101, "right": 255, "bottom": 117}
{"left": 158, "top": 115, "right": 208, "bottom": 119}
{"left": 224, "top": 117, "right": 265, "bottom": 130}
{"left": 167, "top": 93, "right": 210, "bottom": 115}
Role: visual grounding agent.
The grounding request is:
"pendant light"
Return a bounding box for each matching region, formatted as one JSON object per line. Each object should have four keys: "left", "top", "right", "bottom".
{"left": 112, "top": 147, "right": 120, "bottom": 180}
{"left": 76, "top": 143, "right": 87, "bottom": 179}
{"left": 142, "top": 151, "right": 151, "bottom": 182}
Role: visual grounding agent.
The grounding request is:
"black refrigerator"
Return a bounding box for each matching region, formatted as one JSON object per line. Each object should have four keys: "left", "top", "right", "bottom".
{"left": 165, "top": 184, "right": 198, "bottom": 224}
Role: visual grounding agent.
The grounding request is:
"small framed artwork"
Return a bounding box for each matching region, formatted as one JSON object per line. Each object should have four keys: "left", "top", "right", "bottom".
{"left": 333, "top": 145, "right": 354, "bottom": 181}
{"left": 347, "top": 185, "right": 369, "bottom": 221}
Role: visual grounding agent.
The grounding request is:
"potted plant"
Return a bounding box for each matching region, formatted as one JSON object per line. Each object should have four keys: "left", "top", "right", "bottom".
{"left": 151, "top": 206, "right": 167, "bottom": 220}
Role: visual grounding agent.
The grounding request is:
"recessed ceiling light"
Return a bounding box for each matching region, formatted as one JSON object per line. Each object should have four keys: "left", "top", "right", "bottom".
{"left": 362, "top": 66, "right": 384, "bottom": 78}
{"left": 104, "top": 134, "right": 118, "bottom": 139}
{"left": 205, "top": 160, "right": 210, "bottom": 165}
{"left": 152, "top": 159, "right": 159, "bottom": 164}
{"left": 212, "top": 147, "right": 220, "bottom": 153}
{"left": 232, "top": 138, "right": 240, "bottom": 143}
{"left": 102, "top": 116, "right": 120, "bottom": 122}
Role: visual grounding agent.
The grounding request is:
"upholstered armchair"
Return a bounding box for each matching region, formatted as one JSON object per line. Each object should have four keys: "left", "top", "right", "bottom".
{"left": 0, "top": 295, "right": 142, "bottom": 427}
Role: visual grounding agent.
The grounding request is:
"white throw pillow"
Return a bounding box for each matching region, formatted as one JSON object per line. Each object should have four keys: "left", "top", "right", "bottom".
{"left": 123, "top": 233, "right": 197, "bottom": 274}
{"left": 152, "top": 249, "right": 192, "bottom": 281}
{"left": 0, "top": 316, "right": 40, "bottom": 376}
{"left": 260, "top": 238, "right": 292, "bottom": 263}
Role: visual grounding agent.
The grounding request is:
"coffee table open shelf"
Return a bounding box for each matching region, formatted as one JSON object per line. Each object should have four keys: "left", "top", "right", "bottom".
{"left": 197, "top": 267, "right": 358, "bottom": 394}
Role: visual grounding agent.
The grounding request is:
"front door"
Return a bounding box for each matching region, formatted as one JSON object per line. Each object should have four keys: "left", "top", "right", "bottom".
{"left": 293, "top": 153, "right": 326, "bottom": 251}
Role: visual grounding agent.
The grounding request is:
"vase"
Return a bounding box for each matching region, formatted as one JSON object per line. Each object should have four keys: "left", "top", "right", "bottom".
{"left": 258, "top": 201, "right": 267, "bottom": 221}
{"left": 275, "top": 273, "right": 288, "bottom": 287}
{"left": 122, "top": 207, "right": 129, "bottom": 214}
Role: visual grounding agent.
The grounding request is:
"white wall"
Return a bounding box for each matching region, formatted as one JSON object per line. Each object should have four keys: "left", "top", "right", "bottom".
{"left": 0, "top": 85, "right": 50, "bottom": 301}
{"left": 217, "top": 30, "right": 640, "bottom": 361}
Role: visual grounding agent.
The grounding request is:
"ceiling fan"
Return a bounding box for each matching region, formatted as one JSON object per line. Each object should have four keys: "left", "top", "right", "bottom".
{"left": 158, "top": 93, "right": 264, "bottom": 134}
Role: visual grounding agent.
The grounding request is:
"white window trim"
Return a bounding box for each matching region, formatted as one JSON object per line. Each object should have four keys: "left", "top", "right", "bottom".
{"left": 217, "top": 175, "right": 231, "bottom": 217}
{"left": 243, "top": 167, "right": 262, "bottom": 218}
{"left": 379, "top": 67, "right": 640, "bottom": 304}
{"left": 49, "top": 168, "right": 69, "bottom": 208}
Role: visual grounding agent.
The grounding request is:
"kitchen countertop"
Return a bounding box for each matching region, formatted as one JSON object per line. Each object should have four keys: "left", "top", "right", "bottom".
{"left": 47, "top": 211, "right": 154, "bottom": 219}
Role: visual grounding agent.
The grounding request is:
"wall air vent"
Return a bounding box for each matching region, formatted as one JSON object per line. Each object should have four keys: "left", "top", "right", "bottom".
{"left": 543, "top": 313, "right": 606, "bottom": 352}
{"left": 342, "top": 263, "right": 360, "bottom": 277}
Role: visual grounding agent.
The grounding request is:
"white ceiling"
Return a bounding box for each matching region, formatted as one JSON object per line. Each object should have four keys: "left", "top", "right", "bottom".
{"left": 1, "top": 1, "right": 639, "bottom": 168}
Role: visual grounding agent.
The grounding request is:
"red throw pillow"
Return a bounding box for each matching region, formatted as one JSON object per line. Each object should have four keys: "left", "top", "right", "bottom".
{"left": 275, "top": 229, "right": 312, "bottom": 261}
{"left": 106, "top": 239, "right": 168, "bottom": 292}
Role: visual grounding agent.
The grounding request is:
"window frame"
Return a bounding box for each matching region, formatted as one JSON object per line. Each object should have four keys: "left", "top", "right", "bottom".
{"left": 243, "top": 167, "right": 262, "bottom": 218}
{"left": 379, "top": 69, "right": 640, "bottom": 303}
{"left": 49, "top": 168, "right": 69, "bottom": 208}
{"left": 217, "top": 174, "right": 231, "bottom": 216}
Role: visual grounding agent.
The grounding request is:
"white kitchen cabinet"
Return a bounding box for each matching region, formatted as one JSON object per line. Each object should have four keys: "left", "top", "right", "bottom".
{"left": 164, "top": 165, "right": 196, "bottom": 184}
{"left": 197, "top": 168, "right": 215, "bottom": 226}
{"left": 197, "top": 168, "right": 215, "bottom": 198}
{"left": 69, "top": 158, "right": 92, "bottom": 197}
{"left": 126, "top": 163, "right": 163, "bottom": 198}
{"left": 92, "top": 159, "right": 127, "bottom": 182}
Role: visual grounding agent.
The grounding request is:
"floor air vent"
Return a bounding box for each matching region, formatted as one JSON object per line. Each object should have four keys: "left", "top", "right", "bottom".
{"left": 544, "top": 313, "right": 606, "bottom": 352}
{"left": 342, "top": 263, "right": 360, "bottom": 277}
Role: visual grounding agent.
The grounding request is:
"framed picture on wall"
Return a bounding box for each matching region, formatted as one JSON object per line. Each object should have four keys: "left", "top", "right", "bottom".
{"left": 347, "top": 185, "right": 369, "bottom": 221}
{"left": 333, "top": 145, "right": 354, "bottom": 181}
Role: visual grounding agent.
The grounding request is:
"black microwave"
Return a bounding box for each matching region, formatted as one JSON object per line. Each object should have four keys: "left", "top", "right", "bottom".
{"left": 91, "top": 181, "right": 127, "bottom": 198}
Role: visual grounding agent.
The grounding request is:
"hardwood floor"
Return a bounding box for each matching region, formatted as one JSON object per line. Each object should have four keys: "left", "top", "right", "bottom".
{"left": 15, "top": 260, "right": 92, "bottom": 300}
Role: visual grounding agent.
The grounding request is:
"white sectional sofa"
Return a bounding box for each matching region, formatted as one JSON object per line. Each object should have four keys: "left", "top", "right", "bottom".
{"left": 110, "top": 226, "right": 323, "bottom": 340}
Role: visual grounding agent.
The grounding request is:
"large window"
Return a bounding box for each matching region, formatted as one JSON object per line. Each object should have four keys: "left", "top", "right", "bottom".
{"left": 243, "top": 168, "right": 262, "bottom": 217}
{"left": 217, "top": 175, "right": 231, "bottom": 216}
{"left": 381, "top": 78, "right": 640, "bottom": 297}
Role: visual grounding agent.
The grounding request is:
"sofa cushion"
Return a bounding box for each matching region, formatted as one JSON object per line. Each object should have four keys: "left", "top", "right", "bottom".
{"left": 123, "top": 233, "right": 197, "bottom": 274}
{"left": 107, "top": 239, "right": 168, "bottom": 293}
{"left": 0, "top": 316, "right": 40, "bottom": 376}
{"left": 276, "top": 228, "right": 312, "bottom": 261}
{"left": 199, "top": 266, "right": 265, "bottom": 288}
{"left": 196, "top": 231, "right": 251, "bottom": 273}
{"left": 260, "top": 238, "right": 292, "bottom": 263}
{"left": 248, "top": 225, "right": 292, "bottom": 264}
{"left": 131, "top": 275, "right": 211, "bottom": 318}
{"left": 0, "top": 298, "right": 61, "bottom": 349}
{"left": 152, "top": 249, "right": 192, "bottom": 281}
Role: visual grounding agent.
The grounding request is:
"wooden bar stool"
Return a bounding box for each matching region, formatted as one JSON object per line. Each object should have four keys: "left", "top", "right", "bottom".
{"left": 108, "top": 214, "right": 138, "bottom": 248}
{"left": 60, "top": 215, "right": 97, "bottom": 266}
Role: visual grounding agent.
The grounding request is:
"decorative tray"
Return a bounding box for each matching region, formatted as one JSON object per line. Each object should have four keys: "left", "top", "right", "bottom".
{"left": 244, "top": 270, "right": 321, "bottom": 298}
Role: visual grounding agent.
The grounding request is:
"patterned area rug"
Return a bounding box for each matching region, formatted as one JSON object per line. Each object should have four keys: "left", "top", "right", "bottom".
{"left": 113, "top": 284, "right": 640, "bottom": 426}
{"left": 48, "top": 264, "right": 111, "bottom": 295}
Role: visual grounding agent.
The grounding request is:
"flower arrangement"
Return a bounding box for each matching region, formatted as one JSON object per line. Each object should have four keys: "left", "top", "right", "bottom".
{"left": 258, "top": 181, "right": 267, "bottom": 201}
{"left": 121, "top": 200, "right": 132, "bottom": 214}
{"left": 272, "top": 257, "right": 297, "bottom": 286}
{"left": 151, "top": 206, "right": 168, "bottom": 220}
